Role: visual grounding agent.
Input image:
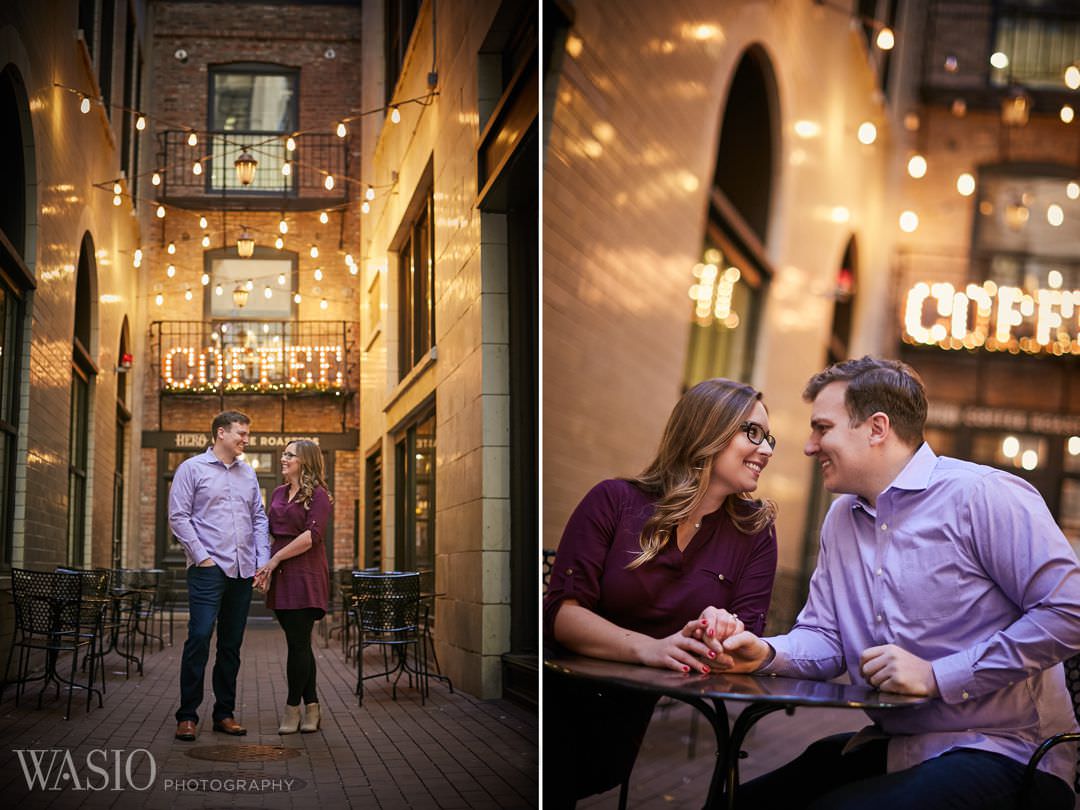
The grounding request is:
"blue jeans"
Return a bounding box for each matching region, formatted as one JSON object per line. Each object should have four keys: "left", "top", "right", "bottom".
{"left": 175, "top": 565, "right": 253, "bottom": 724}
{"left": 733, "top": 732, "right": 1074, "bottom": 810}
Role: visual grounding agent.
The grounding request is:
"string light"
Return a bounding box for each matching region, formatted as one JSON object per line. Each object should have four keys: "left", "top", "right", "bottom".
{"left": 166, "top": 264, "right": 176, "bottom": 278}
{"left": 1047, "top": 204, "right": 1064, "bottom": 227}
{"left": 199, "top": 215, "right": 208, "bottom": 229}
{"left": 1067, "top": 65, "right": 1080, "bottom": 90}
{"left": 282, "top": 162, "right": 292, "bottom": 176}
{"left": 167, "top": 242, "right": 176, "bottom": 255}
{"left": 113, "top": 194, "right": 122, "bottom": 206}
{"left": 245, "top": 279, "right": 254, "bottom": 291}
{"left": 187, "top": 131, "right": 198, "bottom": 147}
{"left": 319, "top": 211, "right": 329, "bottom": 224}
{"left": 990, "top": 51, "right": 1009, "bottom": 69}
{"left": 1061, "top": 105, "right": 1075, "bottom": 124}
{"left": 899, "top": 210, "right": 919, "bottom": 232}
{"left": 215, "top": 283, "right": 223, "bottom": 296}
{"left": 336, "top": 121, "right": 347, "bottom": 138}
{"left": 875, "top": 27, "right": 895, "bottom": 50}
{"left": 344, "top": 253, "right": 354, "bottom": 266}
{"left": 365, "top": 185, "right": 375, "bottom": 201}
{"left": 293, "top": 292, "right": 302, "bottom": 304}
{"left": 184, "top": 287, "right": 193, "bottom": 301}
{"left": 264, "top": 285, "right": 273, "bottom": 299}
{"left": 320, "top": 298, "right": 328, "bottom": 310}
{"left": 192, "top": 161, "right": 203, "bottom": 175}
{"left": 80, "top": 95, "right": 91, "bottom": 114}
{"left": 133, "top": 249, "right": 143, "bottom": 268}
{"left": 956, "top": 173, "right": 976, "bottom": 196}
{"left": 324, "top": 174, "right": 335, "bottom": 190}
{"left": 156, "top": 205, "right": 166, "bottom": 218}
{"left": 277, "top": 273, "right": 287, "bottom": 286}
{"left": 286, "top": 136, "right": 297, "bottom": 152}
{"left": 348, "top": 262, "right": 358, "bottom": 276}
{"left": 907, "top": 154, "right": 927, "bottom": 179}
{"left": 279, "top": 218, "right": 288, "bottom": 234}
{"left": 1067, "top": 182, "right": 1080, "bottom": 200}
{"left": 152, "top": 171, "right": 161, "bottom": 186}
{"left": 202, "top": 234, "right": 211, "bottom": 248}
{"left": 155, "top": 293, "right": 164, "bottom": 306}
{"left": 275, "top": 236, "right": 284, "bottom": 250}
{"left": 857, "top": 122, "right": 877, "bottom": 144}
{"left": 310, "top": 245, "right": 319, "bottom": 259}
{"left": 113, "top": 182, "right": 122, "bottom": 194}
{"left": 390, "top": 106, "right": 401, "bottom": 124}
{"left": 135, "top": 114, "right": 146, "bottom": 131}
{"left": 314, "top": 267, "right": 323, "bottom": 281}
{"left": 361, "top": 201, "right": 370, "bottom": 214}
{"left": 201, "top": 272, "right": 210, "bottom": 286}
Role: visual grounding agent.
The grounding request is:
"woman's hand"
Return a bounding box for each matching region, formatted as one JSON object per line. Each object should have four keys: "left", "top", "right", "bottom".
{"left": 637, "top": 618, "right": 727, "bottom": 673}
{"left": 694, "top": 607, "right": 744, "bottom": 655}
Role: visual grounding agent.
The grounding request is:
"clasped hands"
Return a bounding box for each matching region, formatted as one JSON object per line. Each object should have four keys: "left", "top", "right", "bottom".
{"left": 638, "top": 606, "right": 745, "bottom": 674}
{"left": 253, "top": 559, "right": 278, "bottom": 593}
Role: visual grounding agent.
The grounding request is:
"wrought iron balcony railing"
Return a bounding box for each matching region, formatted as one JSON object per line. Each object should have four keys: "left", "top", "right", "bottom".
{"left": 158, "top": 130, "right": 348, "bottom": 208}
{"left": 149, "top": 320, "right": 358, "bottom": 395}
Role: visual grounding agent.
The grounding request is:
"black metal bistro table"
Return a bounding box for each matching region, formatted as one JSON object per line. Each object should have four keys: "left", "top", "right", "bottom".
{"left": 545, "top": 654, "right": 931, "bottom": 809}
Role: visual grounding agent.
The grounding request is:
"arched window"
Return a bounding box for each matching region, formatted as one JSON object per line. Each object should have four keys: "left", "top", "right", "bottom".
{"left": 68, "top": 233, "right": 98, "bottom": 566}
{"left": 113, "top": 317, "right": 131, "bottom": 568}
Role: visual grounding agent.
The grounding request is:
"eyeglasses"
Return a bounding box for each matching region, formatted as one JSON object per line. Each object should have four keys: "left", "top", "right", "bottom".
{"left": 739, "top": 422, "right": 777, "bottom": 450}
{"left": 281, "top": 452, "right": 298, "bottom": 459}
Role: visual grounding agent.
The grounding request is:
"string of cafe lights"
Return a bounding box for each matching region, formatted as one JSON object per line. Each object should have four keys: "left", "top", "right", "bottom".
{"left": 56, "top": 82, "right": 423, "bottom": 308}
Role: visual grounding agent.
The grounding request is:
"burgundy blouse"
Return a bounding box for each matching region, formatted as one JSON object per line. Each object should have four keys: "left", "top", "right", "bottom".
{"left": 544, "top": 479, "right": 778, "bottom": 642}
{"left": 265, "top": 484, "right": 330, "bottom": 614}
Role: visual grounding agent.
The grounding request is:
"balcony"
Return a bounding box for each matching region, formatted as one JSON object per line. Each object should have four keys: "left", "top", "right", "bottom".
{"left": 157, "top": 130, "right": 349, "bottom": 210}
{"left": 149, "top": 320, "right": 359, "bottom": 396}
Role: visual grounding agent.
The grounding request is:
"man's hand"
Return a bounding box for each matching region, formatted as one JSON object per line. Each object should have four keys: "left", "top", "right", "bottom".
{"left": 718, "top": 630, "right": 773, "bottom": 673}
{"left": 694, "top": 607, "right": 744, "bottom": 655}
{"left": 198, "top": 558, "right": 216, "bottom": 568}
{"left": 859, "top": 644, "right": 939, "bottom": 696}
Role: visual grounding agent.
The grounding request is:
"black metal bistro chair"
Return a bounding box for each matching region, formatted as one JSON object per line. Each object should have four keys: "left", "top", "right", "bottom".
{"left": 352, "top": 570, "right": 426, "bottom": 705}
{"left": 1019, "top": 653, "right": 1080, "bottom": 808}
{"left": 2, "top": 568, "right": 106, "bottom": 719}
{"left": 55, "top": 567, "right": 111, "bottom": 695}
{"left": 417, "top": 568, "right": 453, "bottom": 695}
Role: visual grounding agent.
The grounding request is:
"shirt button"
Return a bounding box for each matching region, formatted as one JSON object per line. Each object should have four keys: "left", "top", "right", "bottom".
{"left": 880, "top": 523, "right": 888, "bottom": 531}
{"left": 566, "top": 568, "right": 574, "bottom": 575}
{"left": 961, "top": 691, "right": 969, "bottom": 700}
{"left": 717, "top": 574, "right": 725, "bottom": 581}
{"left": 875, "top": 614, "right": 883, "bottom": 623}
{"left": 876, "top": 568, "right": 883, "bottom": 576}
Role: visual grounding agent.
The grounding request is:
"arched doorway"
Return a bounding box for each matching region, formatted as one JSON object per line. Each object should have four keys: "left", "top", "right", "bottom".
{"left": 69, "top": 232, "right": 98, "bottom": 565}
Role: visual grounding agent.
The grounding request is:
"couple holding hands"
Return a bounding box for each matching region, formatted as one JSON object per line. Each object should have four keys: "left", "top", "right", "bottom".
{"left": 168, "top": 411, "right": 331, "bottom": 741}
{"left": 545, "top": 356, "right": 1080, "bottom": 810}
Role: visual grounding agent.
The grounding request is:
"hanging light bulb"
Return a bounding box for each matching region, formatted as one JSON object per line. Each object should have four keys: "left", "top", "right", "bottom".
{"left": 1067, "top": 65, "right": 1080, "bottom": 90}
{"left": 348, "top": 262, "right": 358, "bottom": 276}
{"left": 1067, "top": 181, "right": 1080, "bottom": 200}
{"left": 201, "top": 234, "right": 211, "bottom": 248}
{"left": 314, "top": 267, "right": 323, "bottom": 281}
{"left": 990, "top": 51, "right": 1009, "bottom": 70}
{"left": 264, "top": 285, "right": 273, "bottom": 299}
{"left": 201, "top": 272, "right": 210, "bottom": 286}
{"left": 112, "top": 194, "right": 122, "bottom": 206}
{"left": 857, "top": 122, "right": 877, "bottom": 144}
{"left": 199, "top": 215, "right": 208, "bottom": 229}
{"left": 275, "top": 236, "right": 284, "bottom": 250}
{"left": 279, "top": 218, "right": 288, "bottom": 234}
{"left": 135, "top": 114, "right": 146, "bottom": 131}
{"left": 320, "top": 298, "right": 328, "bottom": 310}
{"left": 167, "top": 241, "right": 176, "bottom": 255}
{"left": 365, "top": 184, "right": 375, "bottom": 201}
{"left": 156, "top": 205, "right": 166, "bottom": 218}
{"left": 875, "top": 27, "right": 895, "bottom": 50}
{"left": 336, "top": 121, "right": 347, "bottom": 138}
{"left": 1047, "top": 203, "right": 1064, "bottom": 227}
{"left": 277, "top": 272, "right": 287, "bottom": 286}
{"left": 286, "top": 135, "right": 297, "bottom": 152}
{"left": 956, "top": 173, "right": 976, "bottom": 196}
{"left": 907, "top": 154, "right": 928, "bottom": 179}
{"left": 293, "top": 292, "right": 302, "bottom": 304}
{"left": 187, "top": 131, "right": 198, "bottom": 147}
{"left": 133, "top": 249, "right": 143, "bottom": 268}
{"left": 319, "top": 211, "right": 329, "bottom": 224}
{"left": 237, "top": 228, "right": 255, "bottom": 258}
{"left": 282, "top": 161, "right": 292, "bottom": 177}
{"left": 310, "top": 245, "right": 319, "bottom": 258}
{"left": 324, "top": 174, "right": 335, "bottom": 190}
{"left": 245, "top": 278, "right": 254, "bottom": 291}
{"left": 113, "top": 182, "right": 122, "bottom": 194}
{"left": 361, "top": 201, "right": 370, "bottom": 214}
{"left": 215, "top": 283, "right": 223, "bottom": 296}
{"left": 152, "top": 171, "right": 161, "bottom": 186}
{"left": 898, "top": 210, "right": 919, "bottom": 232}
{"left": 1061, "top": 105, "right": 1075, "bottom": 124}
{"left": 390, "top": 106, "right": 401, "bottom": 124}
{"left": 192, "top": 161, "right": 203, "bottom": 176}
{"left": 80, "top": 95, "right": 91, "bottom": 114}
{"left": 184, "top": 287, "right": 193, "bottom": 301}
{"left": 166, "top": 264, "right": 176, "bottom": 278}
{"left": 154, "top": 293, "right": 164, "bottom": 306}
{"left": 345, "top": 253, "right": 354, "bottom": 266}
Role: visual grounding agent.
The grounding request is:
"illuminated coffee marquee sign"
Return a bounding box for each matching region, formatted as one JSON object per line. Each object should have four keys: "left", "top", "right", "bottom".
{"left": 162, "top": 341, "right": 345, "bottom": 393}
{"left": 902, "top": 281, "right": 1080, "bottom": 355}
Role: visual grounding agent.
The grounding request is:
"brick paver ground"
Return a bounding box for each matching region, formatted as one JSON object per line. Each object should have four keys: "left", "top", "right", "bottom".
{"left": 0, "top": 616, "right": 537, "bottom": 809}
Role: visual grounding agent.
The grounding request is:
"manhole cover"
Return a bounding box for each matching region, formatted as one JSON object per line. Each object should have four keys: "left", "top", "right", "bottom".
{"left": 185, "top": 744, "right": 302, "bottom": 762}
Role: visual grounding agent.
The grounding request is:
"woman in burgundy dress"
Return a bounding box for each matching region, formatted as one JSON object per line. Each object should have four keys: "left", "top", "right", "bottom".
{"left": 544, "top": 378, "right": 780, "bottom": 806}
{"left": 254, "top": 439, "right": 331, "bottom": 734}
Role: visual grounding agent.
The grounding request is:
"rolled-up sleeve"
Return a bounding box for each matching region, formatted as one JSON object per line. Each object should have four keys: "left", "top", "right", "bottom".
{"left": 543, "top": 481, "right": 623, "bottom": 642}
{"left": 727, "top": 523, "right": 778, "bottom": 637}
{"left": 304, "top": 488, "right": 332, "bottom": 546}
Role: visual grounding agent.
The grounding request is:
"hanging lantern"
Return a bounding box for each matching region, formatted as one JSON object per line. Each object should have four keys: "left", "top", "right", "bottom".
{"left": 234, "top": 150, "right": 258, "bottom": 186}
{"left": 237, "top": 228, "right": 255, "bottom": 258}
{"left": 232, "top": 284, "right": 249, "bottom": 309}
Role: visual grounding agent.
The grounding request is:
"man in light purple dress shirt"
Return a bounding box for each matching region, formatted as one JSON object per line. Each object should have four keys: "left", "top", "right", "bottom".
{"left": 719, "top": 357, "right": 1080, "bottom": 810}
{"left": 169, "top": 411, "right": 270, "bottom": 741}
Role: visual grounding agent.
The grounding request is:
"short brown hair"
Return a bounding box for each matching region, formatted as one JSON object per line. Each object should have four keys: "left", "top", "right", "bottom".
{"left": 803, "top": 356, "right": 927, "bottom": 447}
{"left": 211, "top": 411, "right": 250, "bottom": 441}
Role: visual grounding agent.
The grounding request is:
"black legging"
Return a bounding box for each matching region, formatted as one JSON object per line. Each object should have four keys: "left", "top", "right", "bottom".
{"left": 274, "top": 608, "right": 322, "bottom": 706}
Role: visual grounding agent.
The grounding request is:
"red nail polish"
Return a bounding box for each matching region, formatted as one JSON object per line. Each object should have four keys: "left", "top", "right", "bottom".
{"left": 708, "top": 651, "right": 716, "bottom": 659}
{"left": 702, "top": 666, "right": 710, "bottom": 673}
{"left": 707, "top": 629, "right": 714, "bottom": 637}
{"left": 700, "top": 618, "right": 708, "bottom": 624}
{"left": 682, "top": 665, "right": 690, "bottom": 672}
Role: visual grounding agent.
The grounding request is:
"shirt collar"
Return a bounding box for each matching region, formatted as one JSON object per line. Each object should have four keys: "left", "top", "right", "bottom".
{"left": 199, "top": 447, "right": 238, "bottom": 468}
{"left": 850, "top": 442, "right": 936, "bottom": 516}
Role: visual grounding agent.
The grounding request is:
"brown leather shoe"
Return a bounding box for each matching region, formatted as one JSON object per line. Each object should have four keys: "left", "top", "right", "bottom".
{"left": 212, "top": 717, "right": 247, "bottom": 736}
{"left": 175, "top": 720, "right": 197, "bottom": 741}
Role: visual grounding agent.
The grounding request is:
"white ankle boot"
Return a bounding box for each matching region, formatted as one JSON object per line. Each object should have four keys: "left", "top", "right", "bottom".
{"left": 278, "top": 704, "right": 301, "bottom": 734}
{"left": 300, "top": 702, "right": 320, "bottom": 733}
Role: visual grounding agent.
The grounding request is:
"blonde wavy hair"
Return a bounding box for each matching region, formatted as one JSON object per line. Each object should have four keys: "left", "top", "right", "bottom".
{"left": 285, "top": 439, "right": 334, "bottom": 510}
{"left": 626, "top": 378, "right": 777, "bottom": 569}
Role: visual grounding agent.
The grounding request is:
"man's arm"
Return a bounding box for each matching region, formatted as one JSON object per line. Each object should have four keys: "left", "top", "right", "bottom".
{"left": 251, "top": 475, "right": 270, "bottom": 570}
{"left": 168, "top": 462, "right": 212, "bottom": 565}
